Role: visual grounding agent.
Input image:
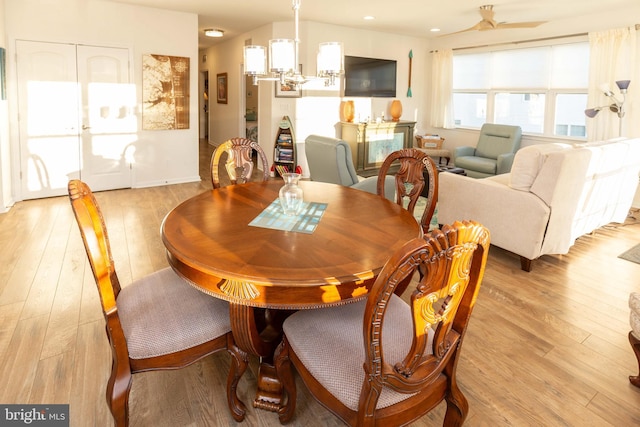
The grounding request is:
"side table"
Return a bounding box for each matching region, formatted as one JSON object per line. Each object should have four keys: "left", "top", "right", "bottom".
{"left": 422, "top": 164, "right": 466, "bottom": 198}
{"left": 416, "top": 148, "right": 451, "bottom": 165}
{"left": 415, "top": 135, "right": 451, "bottom": 165}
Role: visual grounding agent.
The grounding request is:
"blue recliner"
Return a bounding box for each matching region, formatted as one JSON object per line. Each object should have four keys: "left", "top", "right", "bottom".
{"left": 304, "top": 135, "right": 395, "bottom": 199}
{"left": 453, "top": 124, "right": 522, "bottom": 178}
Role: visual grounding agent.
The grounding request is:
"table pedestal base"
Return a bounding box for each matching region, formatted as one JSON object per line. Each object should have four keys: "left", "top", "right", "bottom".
{"left": 253, "top": 358, "right": 284, "bottom": 411}
{"left": 230, "top": 304, "right": 291, "bottom": 413}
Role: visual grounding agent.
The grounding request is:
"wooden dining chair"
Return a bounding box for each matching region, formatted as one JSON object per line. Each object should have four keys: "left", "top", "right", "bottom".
{"left": 275, "top": 220, "right": 490, "bottom": 427}
{"left": 67, "top": 180, "right": 248, "bottom": 426}
{"left": 211, "top": 137, "right": 270, "bottom": 188}
{"left": 376, "top": 148, "right": 438, "bottom": 233}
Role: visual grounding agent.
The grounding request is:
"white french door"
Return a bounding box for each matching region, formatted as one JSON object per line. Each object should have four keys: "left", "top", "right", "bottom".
{"left": 16, "top": 41, "right": 134, "bottom": 199}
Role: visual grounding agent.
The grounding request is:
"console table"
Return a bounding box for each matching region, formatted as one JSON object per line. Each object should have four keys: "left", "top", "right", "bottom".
{"left": 340, "top": 121, "right": 416, "bottom": 177}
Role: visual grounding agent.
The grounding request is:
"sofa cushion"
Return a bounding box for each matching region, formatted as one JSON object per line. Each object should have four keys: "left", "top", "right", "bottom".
{"left": 509, "top": 143, "right": 572, "bottom": 191}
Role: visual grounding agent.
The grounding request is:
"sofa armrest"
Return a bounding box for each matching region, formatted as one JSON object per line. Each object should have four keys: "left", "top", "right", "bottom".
{"left": 453, "top": 146, "right": 476, "bottom": 161}
{"left": 496, "top": 152, "right": 516, "bottom": 175}
{"left": 437, "top": 173, "right": 550, "bottom": 260}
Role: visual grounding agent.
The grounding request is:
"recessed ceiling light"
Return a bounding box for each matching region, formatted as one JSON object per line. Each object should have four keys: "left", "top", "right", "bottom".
{"left": 430, "top": 28, "right": 441, "bottom": 32}
{"left": 204, "top": 29, "right": 224, "bottom": 38}
{"left": 364, "top": 16, "right": 375, "bottom": 21}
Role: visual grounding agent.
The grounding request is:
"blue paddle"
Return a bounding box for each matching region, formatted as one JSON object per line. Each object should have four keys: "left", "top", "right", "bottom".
{"left": 407, "top": 50, "right": 413, "bottom": 98}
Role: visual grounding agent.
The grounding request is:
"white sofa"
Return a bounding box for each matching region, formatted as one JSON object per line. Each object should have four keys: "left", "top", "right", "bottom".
{"left": 438, "top": 137, "right": 640, "bottom": 271}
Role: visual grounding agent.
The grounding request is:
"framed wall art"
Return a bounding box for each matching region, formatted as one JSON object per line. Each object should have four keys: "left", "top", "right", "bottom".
{"left": 217, "top": 73, "right": 228, "bottom": 104}
{"left": 142, "top": 53, "right": 190, "bottom": 130}
{"left": 275, "top": 64, "right": 302, "bottom": 98}
{"left": 275, "top": 80, "right": 301, "bottom": 98}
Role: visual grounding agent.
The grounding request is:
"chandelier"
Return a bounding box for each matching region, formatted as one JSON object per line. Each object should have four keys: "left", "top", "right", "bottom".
{"left": 243, "top": 0, "right": 343, "bottom": 88}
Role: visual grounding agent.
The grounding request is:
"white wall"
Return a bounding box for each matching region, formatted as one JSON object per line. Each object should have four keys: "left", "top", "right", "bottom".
{"left": 0, "top": 0, "right": 12, "bottom": 213}
{"left": 4, "top": 0, "right": 200, "bottom": 200}
{"left": 202, "top": 23, "right": 275, "bottom": 162}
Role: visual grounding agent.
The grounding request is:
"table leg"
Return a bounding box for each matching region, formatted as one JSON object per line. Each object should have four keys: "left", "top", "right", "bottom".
{"left": 228, "top": 304, "right": 292, "bottom": 412}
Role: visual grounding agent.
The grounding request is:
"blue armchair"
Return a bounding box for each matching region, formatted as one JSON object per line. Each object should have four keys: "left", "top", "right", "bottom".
{"left": 304, "top": 135, "right": 395, "bottom": 198}
{"left": 453, "top": 124, "right": 522, "bottom": 178}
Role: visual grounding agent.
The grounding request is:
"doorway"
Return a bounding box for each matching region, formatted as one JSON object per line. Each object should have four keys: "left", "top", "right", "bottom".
{"left": 16, "top": 40, "right": 134, "bottom": 199}
{"left": 200, "top": 70, "right": 209, "bottom": 140}
{"left": 245, "top": 75, "right": 258, "bottom": 143}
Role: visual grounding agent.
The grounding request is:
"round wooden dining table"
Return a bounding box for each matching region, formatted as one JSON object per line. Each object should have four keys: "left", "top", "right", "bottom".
{"left": 161, "top": 180, "right": 421, "bottom": 412}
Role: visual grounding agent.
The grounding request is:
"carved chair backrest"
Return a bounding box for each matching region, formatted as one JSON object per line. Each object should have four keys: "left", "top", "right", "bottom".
{"left": 360, "top": 220, "right": 490, "bottom": 417}
{"left": 211, "top": 137, "right": 270, "bottom": 188}
{"left": 376, "top": 148, "right": 438, "bottom": 231}
{"left": 68, "top": 179, "right": 121, "bottom": 319}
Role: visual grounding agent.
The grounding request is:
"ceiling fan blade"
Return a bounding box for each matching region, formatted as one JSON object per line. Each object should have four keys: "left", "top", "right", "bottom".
{"left": 439, "top": 5, "right": 546, "bottom": 37}
{"left": 493, "top": 21, "right": 547, "bottom": 29}
{"left": 438, "top": 21, "right": 485, "bottom": 37}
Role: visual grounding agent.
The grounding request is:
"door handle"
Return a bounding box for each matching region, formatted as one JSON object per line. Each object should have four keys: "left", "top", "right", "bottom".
{"left": 82, "top": 125, "right": 91, "bottom": 130}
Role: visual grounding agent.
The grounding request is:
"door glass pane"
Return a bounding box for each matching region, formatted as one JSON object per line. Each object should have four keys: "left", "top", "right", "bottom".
{"left": 554, "top": 93, "right": 587, "bottom": 136}
{"left": 494, "top": 92, "right": 545, "bottom": 133}
{"left": 453, "top": 93, "right": 486, "bottom": 128}
{"left": 16, "top": 40, "right": 81, "bottom": 198}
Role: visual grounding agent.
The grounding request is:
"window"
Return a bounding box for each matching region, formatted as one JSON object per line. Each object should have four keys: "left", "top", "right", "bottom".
{"left": 452, "top": 93, "right": 486, "bottom": 127}
{"left": 453, "top": 42, "right": 590, "bottom": 138}
{"left": 494, "top": 92, "right": 545, "bottom": 133}
{"left": 554, "top": 93, "right": 588, "bottom": 137}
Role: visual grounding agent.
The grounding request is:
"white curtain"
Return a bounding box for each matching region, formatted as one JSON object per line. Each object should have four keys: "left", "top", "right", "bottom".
{"left": 429, "top": 49, "right": 455, "bottom": 129}
{"left": 587, "top": 27, "right": 639, "bottom": 140}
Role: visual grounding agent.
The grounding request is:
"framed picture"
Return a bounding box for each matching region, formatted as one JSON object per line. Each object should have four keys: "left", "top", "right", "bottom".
{"left": 142, "top": 54, "right": 190, "bottom": 130}
{"left": 217, "top": 72, "right": 228, "bottom": 104}
{"left": 275, "top": 80, "right": 302, "bottom": 98}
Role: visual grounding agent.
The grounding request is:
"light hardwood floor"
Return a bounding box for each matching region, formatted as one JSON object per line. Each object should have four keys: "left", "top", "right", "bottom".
{"left": 1, "top": 139, "right": 639, "bottom": 426}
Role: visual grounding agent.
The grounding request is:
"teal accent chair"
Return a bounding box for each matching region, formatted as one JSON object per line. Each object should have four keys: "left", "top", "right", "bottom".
{"left": 305, "top": 135, "right": 395, "bottom": 199}
{"left": 453, "top": 124, "right": 522, "bottom": 178}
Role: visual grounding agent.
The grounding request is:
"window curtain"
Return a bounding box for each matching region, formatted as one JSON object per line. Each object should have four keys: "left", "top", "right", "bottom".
{"left": 587, "top": 27, "right": 639, "bottom": 140}
{"left": 429, "top": 49, "right": 455, "bottom": 129}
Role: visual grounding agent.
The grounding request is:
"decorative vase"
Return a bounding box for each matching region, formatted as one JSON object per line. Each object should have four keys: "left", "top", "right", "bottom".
{"left": 278, "top": 173, "right": 304, "bottom": 216}
{"left": 342, "top": 100, "right": 355, "bottom": 123}
{"left": 390, "top": 100, "right": 402, "bottom": 122}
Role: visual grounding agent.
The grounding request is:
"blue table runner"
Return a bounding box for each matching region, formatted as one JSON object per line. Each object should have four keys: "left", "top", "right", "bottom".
{"left": 249, "top": 199, "right": 327, "bottom": 234}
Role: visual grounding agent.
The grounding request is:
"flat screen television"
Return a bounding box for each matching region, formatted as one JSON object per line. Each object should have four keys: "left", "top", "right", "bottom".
{"left": 344, "top": 56, "right": 397, "bottom": 98}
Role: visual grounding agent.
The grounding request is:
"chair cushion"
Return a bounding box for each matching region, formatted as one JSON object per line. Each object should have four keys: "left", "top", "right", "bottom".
{"left": 455, "top": 155, "right": 497, "bottom": 175}
{"left": 283, "top": 295, "right": 433, "bottom": 411}
{"left": 117, "top": 267, "right": 231, "bottom": 359}
{"left": 631, "top": 293, "right": 640, "bottom": 338}
{"left": 632, "top": 312, "right": 640, "bottom": 340}
{"left": 475, "top": 124, "right": 522, "bottom": 159}
{"left": 305, "top": 135, "right": 359, "bottom": 186}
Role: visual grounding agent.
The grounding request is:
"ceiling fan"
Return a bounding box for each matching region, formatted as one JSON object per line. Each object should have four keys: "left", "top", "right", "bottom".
{"left": 445, "top": 5, "right": 547, "bottom": 36}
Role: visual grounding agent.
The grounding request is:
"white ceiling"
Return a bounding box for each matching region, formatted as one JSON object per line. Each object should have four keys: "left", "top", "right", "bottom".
{"left": 105, "top": 0, "right": 637, "bottom": 49}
